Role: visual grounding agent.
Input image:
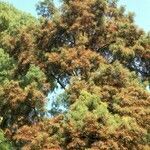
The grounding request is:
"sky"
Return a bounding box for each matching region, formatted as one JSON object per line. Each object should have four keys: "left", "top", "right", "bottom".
{"left": 2, "top": 0, "right": 61, "bottom": 16}
{"left": 2, "top": 0, "right": 150, "bottom": 32}
{"left": 118, "top": 0, "right": 150, "bottom": 32}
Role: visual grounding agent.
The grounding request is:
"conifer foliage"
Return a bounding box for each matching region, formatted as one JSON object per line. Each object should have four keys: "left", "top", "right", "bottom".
{"left": 0, "top": 0, "right": 150, "bottom": 149}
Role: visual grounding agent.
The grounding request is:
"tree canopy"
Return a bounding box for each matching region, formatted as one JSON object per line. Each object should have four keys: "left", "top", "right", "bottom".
{"left": 0, "top": 0, "right": 150, "bottom": 149}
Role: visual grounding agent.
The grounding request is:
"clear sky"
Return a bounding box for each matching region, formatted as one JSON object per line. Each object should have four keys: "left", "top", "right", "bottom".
{"left": 2, "top": 0, "right": 150, "bottom": 32}
{"left": 119, "top": 0, "right": 150, "bottom": 32}
{"left": 2, "top": 0, "right": 61, "bottom": 16}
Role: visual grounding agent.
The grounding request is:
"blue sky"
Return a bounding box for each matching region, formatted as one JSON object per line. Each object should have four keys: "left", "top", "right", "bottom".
{"left": 3, "top": 0, "right": 61, "bottom": 16}
{"left": 118, "top": 0, "right": 150, "bottom": 32}
{"left": 2, "top": 0, "right": 150, "bottom": 32}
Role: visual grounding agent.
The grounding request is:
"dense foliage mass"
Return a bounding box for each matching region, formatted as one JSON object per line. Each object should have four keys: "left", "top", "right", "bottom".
{"left": 0, "top": 0, "right": 150, "bottom": 149}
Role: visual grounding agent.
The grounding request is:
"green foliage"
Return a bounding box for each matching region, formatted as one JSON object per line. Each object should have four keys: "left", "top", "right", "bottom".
{"left": 22, "top": 64, "right": 46, "bottom": 87}
{"left": 0, "top": 130, "right": 12, "bottom": 150}
{"left": 0, "top": 48, "right": 15, "bottom": 84}
{"left": 67, "top": 91, "right": 142, "bottom": 132}
{"left": 65, "top": 91, "right": 106, "bottom": 129}
{"left": 0, "top": 2, "right": 36, "bottom": 33}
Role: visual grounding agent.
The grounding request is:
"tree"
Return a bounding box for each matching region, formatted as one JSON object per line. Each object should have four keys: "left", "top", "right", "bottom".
{"left": 0, "top": 0, "right": 150, "bottom": 149}
{"left": 0, "top": 2, "right": 50, "bottom": 141}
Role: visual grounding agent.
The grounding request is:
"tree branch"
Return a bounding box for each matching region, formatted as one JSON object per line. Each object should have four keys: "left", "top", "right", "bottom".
{"left": 50, "top": 73, "right": 66, "bottom": 90}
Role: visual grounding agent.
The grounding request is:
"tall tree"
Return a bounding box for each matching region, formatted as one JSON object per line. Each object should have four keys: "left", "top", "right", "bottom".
{"left": 0, "top": 3, "right": 50, "bottom": 147}
{"left": 0, "top": 0, "right": 150, "bottom": 149}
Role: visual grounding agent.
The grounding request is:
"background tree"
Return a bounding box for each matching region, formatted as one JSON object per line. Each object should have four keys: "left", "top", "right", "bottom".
{"left": 0, "top": 2, "right": 50, "bottom": 145}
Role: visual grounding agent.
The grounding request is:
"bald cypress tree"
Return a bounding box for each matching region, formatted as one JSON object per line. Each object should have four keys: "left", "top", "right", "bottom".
{"left": 0, "top": 0, "right": 150, "bottom": 149}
